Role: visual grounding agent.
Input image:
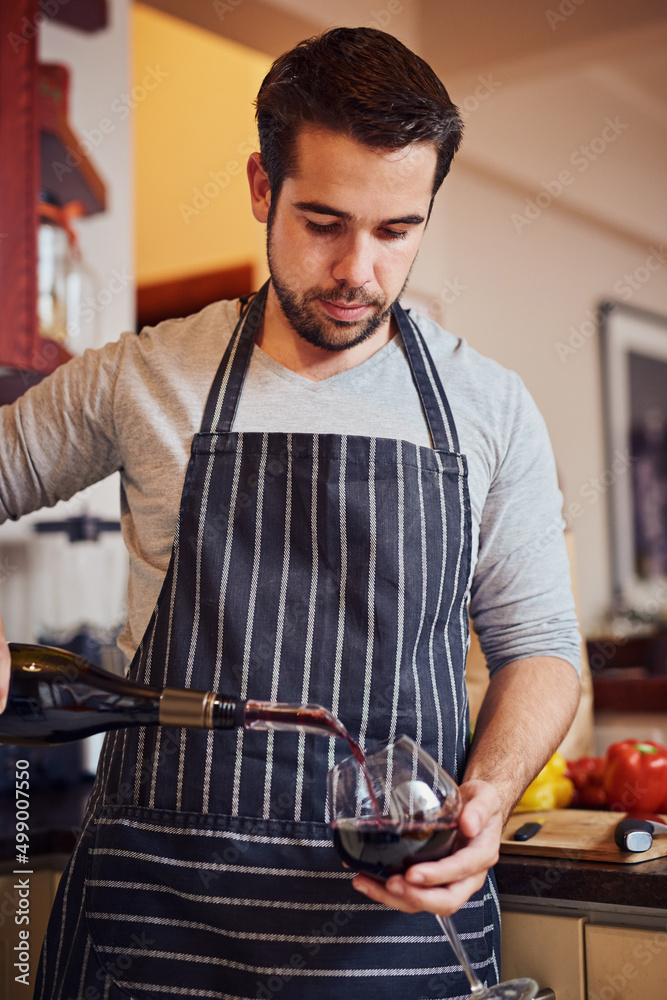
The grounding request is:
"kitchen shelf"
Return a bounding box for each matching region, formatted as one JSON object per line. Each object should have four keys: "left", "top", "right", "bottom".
{"left": 592, "top": 674, "right": 667, "bottom": 713}
{"left": 587, "top": 629, "right": 667, "bottom": 711}
{"left": 0, "top": 6, "right": 107, "bottom": 388}
{"left": 39, "top": 63, "right": 107, "bottom": 216}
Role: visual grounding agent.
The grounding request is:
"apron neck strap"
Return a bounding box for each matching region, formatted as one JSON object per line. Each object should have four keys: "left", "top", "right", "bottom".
{"left": 201, "top": 281, "right": 269, "bottom": 435}
{"left": 391, "top": 301, "right": 460, "bottom": 452}
{"left": 202, "top": 282, "right": 459, "bottom": 453}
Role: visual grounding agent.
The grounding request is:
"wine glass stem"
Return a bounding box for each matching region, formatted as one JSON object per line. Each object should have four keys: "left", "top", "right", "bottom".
{"left": 434, "top": 914, "right": 486, "bottom": 996}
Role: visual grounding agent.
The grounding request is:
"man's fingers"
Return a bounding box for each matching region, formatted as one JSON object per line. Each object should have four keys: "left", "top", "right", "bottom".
{"left": 391, "top": 873, "right": 487, "bottom": 915}
{"left": 403, "top": 826, "right": 500, "bottom": 889}
{"left": 352, "top": 871, "right": 486, "bottom": 917}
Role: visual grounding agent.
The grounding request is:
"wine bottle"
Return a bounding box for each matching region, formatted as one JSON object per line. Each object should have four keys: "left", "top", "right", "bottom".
{"left": 0, "top": 643, "right": 359, "bottom": 749}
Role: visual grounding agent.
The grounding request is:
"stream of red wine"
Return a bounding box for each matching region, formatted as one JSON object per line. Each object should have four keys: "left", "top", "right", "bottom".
{"left": 244, "top": 701, "right": 380, "bottom": 811}
{"left": 244, "top": 701, "right": 364, "bottom": 759}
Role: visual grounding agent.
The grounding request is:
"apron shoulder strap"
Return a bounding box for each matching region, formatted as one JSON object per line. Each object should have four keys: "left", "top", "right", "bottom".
{"left": 200, "top": 281, "right": 270, "bottom": 435}
{"left": 392, "top": 301, "right": 461, "bottom": 453}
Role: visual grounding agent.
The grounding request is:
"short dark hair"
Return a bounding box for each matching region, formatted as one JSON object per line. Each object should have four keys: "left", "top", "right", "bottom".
{"left": 255, "top": 27, "right": 463, "bottom": 206}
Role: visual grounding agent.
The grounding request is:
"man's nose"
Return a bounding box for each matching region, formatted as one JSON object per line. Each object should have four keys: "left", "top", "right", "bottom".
{"left": 331, "top": 234, "right": 374, "bottom": 289}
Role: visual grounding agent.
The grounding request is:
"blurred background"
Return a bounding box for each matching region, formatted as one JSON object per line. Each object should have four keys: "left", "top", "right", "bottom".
{"left": 1, "top": 7, "right": 667, "bottom": 990}
{"left": 1, "top": 0, "right": 667, "bottom": 729}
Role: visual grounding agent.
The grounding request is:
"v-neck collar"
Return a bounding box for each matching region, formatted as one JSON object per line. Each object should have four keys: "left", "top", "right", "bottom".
{"left": 250, "top": 335, "right": 403, "bottom": 393}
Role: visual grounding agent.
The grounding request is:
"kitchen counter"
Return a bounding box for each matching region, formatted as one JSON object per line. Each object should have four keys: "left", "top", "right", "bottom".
{"left": 495, "top": 850, "right": 667, "bottom": 914}
{"left": 2, "top": 780, "right": 667, "bottom": 915}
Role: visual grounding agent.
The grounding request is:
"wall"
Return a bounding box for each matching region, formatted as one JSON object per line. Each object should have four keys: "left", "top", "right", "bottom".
{"left": 268, "top": 0, "right": 421, "bottom": 50}
{"left": 133, "top": 2, "right": 270, "bottom": 285}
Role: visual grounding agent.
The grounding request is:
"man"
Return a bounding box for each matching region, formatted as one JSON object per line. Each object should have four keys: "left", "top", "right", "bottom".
{"left": 0, "top": 27, "right": 580, "bottom": 999}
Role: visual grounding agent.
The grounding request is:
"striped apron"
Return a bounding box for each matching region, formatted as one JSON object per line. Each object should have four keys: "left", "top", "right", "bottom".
{"left": 36, "top": 283, "right": 500, "bottom": 1000}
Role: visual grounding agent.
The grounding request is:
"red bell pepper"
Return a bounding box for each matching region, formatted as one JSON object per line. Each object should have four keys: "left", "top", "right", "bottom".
{"left": 603, "top": 740, "right": 667, "bottom": 813}
{"left": 566, "top": 755, "right": 607, "bottom": 808}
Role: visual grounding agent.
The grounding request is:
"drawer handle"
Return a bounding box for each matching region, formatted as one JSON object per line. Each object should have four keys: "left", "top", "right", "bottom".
{"left": 535, "top": 990, "right": 556, "bottom": 1000}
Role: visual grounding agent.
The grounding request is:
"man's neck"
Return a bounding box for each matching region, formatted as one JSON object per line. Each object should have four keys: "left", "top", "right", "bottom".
{"left": 254, "top": 284, "right": 396, "bottom": 382}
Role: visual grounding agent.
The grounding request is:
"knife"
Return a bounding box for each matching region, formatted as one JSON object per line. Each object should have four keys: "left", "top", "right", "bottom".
{"left": 614, "top": 816, "right": 667, "bottom": 853}
{"left": 513, "top": 817, "right": 545, "bottom": 841}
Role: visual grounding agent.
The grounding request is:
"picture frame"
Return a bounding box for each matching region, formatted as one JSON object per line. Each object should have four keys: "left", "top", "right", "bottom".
{"left": 600, "top": 300, "right": 667, "bottom": 614}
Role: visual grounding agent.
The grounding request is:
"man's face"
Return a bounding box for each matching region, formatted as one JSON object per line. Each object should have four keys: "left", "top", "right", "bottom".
{"left": 264, "top": 129, "right": 437, "bottom": 352}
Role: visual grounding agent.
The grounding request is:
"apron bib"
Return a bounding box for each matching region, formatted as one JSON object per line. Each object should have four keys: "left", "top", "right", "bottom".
{"left": 36, "top": 284, "right": 500, "bottom": 1000}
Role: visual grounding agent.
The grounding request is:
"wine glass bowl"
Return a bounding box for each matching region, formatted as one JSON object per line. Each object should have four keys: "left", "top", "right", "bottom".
{"left": 327, "top": 735, "right": 539, "bottom": 1000}
{"left": 327, "top": 735, "right": 461, "bottom": 880}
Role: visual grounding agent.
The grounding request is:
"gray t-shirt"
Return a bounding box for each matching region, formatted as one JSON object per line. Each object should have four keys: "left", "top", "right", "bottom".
{"left": 0, "top": 298, "right": 580, "bottom": 675}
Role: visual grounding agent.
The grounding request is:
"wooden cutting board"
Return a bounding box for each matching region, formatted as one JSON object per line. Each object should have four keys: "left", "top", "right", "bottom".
{"left": 500, "top": 809, "right": 667, "bottom": 864}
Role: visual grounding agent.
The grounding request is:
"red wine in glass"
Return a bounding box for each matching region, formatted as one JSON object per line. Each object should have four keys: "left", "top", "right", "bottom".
{"left": 328, "top": 734, "right": 461, "bottom": 878}
{"left": 331, "top": 816, "right": 458, "bottom": 879}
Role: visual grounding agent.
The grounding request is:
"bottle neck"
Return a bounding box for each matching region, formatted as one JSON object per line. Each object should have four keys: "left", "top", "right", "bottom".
{"left": 158, "top": 688, "right": 246, "bottom": 729}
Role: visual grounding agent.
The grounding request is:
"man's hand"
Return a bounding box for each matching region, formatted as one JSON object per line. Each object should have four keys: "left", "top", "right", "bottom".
{"left": 350, "top": 780, "right": 503, "bottom": 916}
{"left": 350, "top": 657, "right": 580, "bottom": 916}
{"left": 0, "top": 614, "right": 10, "bottom": 712}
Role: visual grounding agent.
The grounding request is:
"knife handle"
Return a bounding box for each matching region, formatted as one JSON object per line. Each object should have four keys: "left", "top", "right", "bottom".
{"left": 513, "top": 821, "right": 543, "bottom": 842}
{"left": 614, "top": 817, "right": 654, "bottom": 853}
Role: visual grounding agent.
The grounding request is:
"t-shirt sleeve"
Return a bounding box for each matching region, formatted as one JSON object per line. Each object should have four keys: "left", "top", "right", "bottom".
{"left": 469, "top": 374, "right": 581, "bottom": 678}
{"left": 0, "top": 337, "right": 126, "bottom": 522}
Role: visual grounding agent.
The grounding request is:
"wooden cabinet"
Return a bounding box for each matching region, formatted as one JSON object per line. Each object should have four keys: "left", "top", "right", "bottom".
{"left": 585, "top": 924, "right": 667, "bottom": 1000}
{"left": 501, "top": 910, "right": 587, "bottom": 999}
{"left": 0, "top": 867, "right": 60, "bottom": 1000}
{"left": 502, "top": 906, "right": 667, "bottom": 1000}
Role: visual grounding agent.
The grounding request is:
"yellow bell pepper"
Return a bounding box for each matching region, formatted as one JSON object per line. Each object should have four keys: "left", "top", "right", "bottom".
{"left": 514, "top": 752, "right": 574, "bottom": 812}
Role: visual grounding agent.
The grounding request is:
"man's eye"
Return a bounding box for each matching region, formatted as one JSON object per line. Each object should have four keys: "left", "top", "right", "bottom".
{"left": 306, "top": 220, "right": 338, "bottom": 235}
{"left": 305, "top": 220, "right": 409, "bottom": 240}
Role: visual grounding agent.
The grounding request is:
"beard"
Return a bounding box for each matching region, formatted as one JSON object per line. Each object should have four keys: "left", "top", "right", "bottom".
{"left": 266, "top": 216, "right": 412, "bottom": 353}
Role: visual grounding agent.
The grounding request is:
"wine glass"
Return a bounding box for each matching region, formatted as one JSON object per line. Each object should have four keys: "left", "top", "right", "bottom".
{"left": 327, "top": 734, "right": 538, "bottom": 1000}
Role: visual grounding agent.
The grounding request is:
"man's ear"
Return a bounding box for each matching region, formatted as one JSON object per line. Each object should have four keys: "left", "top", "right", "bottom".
{"left": 247, "top": 153, "right": 271, "bottom": 223}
